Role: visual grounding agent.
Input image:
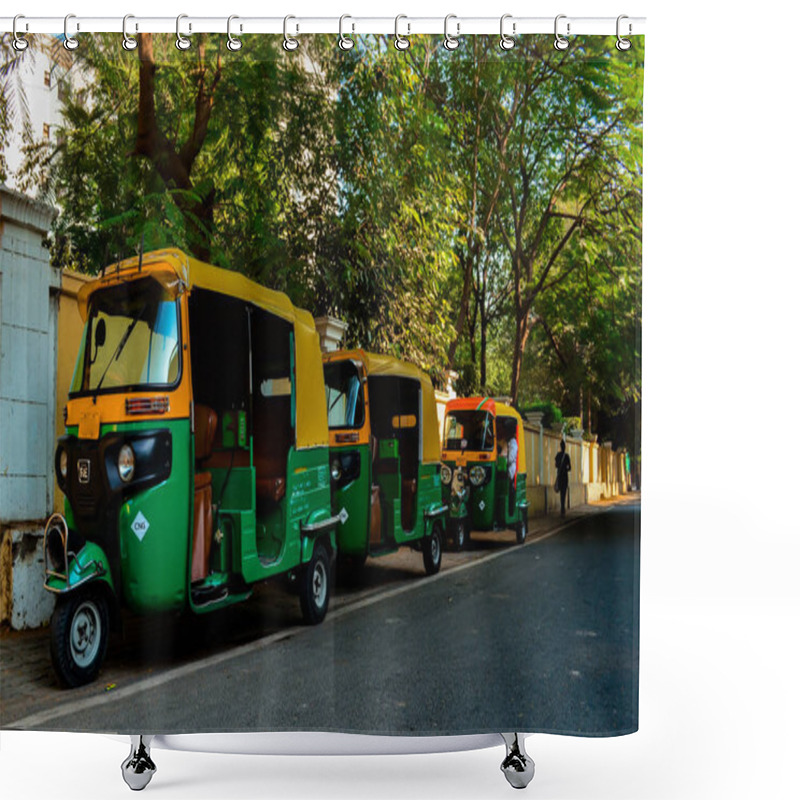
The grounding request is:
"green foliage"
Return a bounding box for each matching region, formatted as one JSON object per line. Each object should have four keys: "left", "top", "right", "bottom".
{"left": 9, "top": 33, "right": 642, "bottom": 451}
{"left": 520, "top": 401, "right": 563, "bottom": 429}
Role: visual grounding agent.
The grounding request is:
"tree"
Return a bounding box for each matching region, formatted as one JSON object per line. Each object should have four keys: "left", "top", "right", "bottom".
{"left": 20, "top": 32, "right": 339, "bottom": 304}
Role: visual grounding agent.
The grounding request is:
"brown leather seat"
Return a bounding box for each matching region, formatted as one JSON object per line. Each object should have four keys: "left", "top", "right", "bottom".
{"left": 192, "top": 405, "right": 218, "bottom": 583}
{"left": 253, "top": 397, "right": 291, "bottom": 505}
{"left": 369, "top": 485, "right": 382, "bottom": 545}
{"left": 256, "top": 475, "right": 286, "bottom": 503}
{"left": 194, "top": 405, "right": 218, "bottom": 462}
{"left": 401, "top": 478, "right": 417, "bottom": 531}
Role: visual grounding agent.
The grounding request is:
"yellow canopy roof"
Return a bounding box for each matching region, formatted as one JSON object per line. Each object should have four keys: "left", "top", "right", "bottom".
{"left": 80, "top": 249, "right": 328, "bottom": 450}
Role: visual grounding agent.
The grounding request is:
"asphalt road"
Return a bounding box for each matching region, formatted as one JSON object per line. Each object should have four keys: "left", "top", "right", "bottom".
{"left": 35, "top": 505, "right": 639, "bottom": 736}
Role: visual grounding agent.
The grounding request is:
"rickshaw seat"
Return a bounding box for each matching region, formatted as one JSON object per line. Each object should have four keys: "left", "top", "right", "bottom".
{"left": 401, "top": 478, "right": 417, "bottom": 530}
{"left": 256, "top": 475, "right": 286, "bottom": 503}
{"left": 252, "top": 395, "right": 291, "bottom": 505}
{"left": 192, "top": 405, "right": 218, "bottom": 583}
{"left": 194, "top": 405, "right": 218, "bottom": 461}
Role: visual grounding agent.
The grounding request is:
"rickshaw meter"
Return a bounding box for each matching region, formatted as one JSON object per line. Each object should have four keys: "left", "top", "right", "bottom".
{"left": 441, "top": 465, "right": 452, "bottom": 485}
{"left": 118, "top": 444, "right": 135, "bottom": 482}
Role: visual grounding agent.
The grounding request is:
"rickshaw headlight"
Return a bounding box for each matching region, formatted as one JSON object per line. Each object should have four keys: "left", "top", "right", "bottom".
{"left": 59, "top": 449, "right": 68, "bottom": 480}
{"left": 469, "top": 465, "right": 486, "bottom": 486}
{"left": 118, "top": 444, "right": 135, "bottom": 483}
{"left": 331, "top": 459, "right": 342, "bottom": 481}
{"left": 441, "top": 465, "right": 452, "bottom": 485}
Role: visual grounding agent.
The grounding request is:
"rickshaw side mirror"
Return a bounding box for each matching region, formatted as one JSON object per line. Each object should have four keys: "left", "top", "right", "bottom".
{"left": 90, "top": 318, "right": 106, "bottom": 364}
{"left": 95, "top": 318, "right": 106, "bottom": 348}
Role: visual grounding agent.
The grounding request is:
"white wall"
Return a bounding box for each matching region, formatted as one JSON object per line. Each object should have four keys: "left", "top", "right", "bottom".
{"left": 0, "top": 186, "right": 59, "bottom": 522}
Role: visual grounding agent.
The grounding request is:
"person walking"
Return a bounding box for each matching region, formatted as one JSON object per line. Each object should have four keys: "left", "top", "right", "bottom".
{"left": 555, "top": 440, "right": 571, "bottom": 516}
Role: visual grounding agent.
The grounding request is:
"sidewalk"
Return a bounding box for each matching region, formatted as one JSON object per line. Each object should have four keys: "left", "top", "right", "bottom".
{"left": 0, "top": 493, "right": 639, "bottom": 728}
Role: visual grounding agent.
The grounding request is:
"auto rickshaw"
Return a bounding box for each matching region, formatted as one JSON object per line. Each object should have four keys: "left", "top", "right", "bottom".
{"left": 322, "top": 349, "right": 448, "bottom": 580}
{"left": 440, "top": 397, "right": 529, "bottom": 549}
{"left": 45, "top": 248, "right": 342, "bottom": 688}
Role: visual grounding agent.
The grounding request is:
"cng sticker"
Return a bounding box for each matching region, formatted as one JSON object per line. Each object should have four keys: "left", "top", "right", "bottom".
{"left": 479, "top": 500, "right": 486, "bottom": 511}
{"left": 132, "top": 511, "right": 150, "bottom": 542}
{"left": 339, "top": 507, "right": 349, "bottom": 524}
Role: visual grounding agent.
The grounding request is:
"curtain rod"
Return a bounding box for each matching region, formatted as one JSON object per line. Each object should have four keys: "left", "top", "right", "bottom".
{"left": 1, "top": 16, "right": 646, "bottom": 37}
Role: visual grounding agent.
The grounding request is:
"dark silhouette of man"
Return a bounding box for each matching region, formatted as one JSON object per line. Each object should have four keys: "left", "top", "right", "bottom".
{"left": 555, "top": 440, "right": 571, "bottom": 516}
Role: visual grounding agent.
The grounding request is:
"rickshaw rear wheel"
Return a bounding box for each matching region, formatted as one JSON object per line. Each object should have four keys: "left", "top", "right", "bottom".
{"left": 299, "top": 544, "right": 331, "bottom": 625}
{"left": 50, "top": 585, "right": 110, "bottom": 688}
{"left": 422, "top": 522, "right": 443, "bottom": 575}
{"left": 516, "top": 515, "right": 528, "bottom": 545}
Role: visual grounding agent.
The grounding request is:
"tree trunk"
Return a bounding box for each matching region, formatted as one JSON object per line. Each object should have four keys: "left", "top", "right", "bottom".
{"left": 447, "top": 253, "right": 473, "bottom": 370}
{"left": 479, "top": 276, "right": 488, "bottom": 391}
{"left": 510, "top": 304, "right": 532, "bottom": 404}
{"left": 134, "top": 32, "right": 216, "bottom": 262}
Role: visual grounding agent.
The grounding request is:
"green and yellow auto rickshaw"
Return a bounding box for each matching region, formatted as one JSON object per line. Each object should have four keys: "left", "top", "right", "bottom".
{"left": 440, "top": 397, "right": 529, "bottom": 549}
{"left": 322, "top": 350, "right": 448, "bottom": 580}
{"left": 45, "top": 248, "right": 341, "bottom": 687}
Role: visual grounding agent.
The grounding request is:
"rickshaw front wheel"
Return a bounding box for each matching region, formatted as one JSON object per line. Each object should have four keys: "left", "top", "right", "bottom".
{"left": 516, "top": 515, "right": 528, "bottom": 545}
{"left": 422, "top": 523, "right": 443, "bottom": 576}
{"left": 450, "top": 518, "right": 468, "bottom": 552}
{"left": 50, "top": 586, "right": 110, "bottom": 688}
{"left": 299, "top": 545, "right": 331, "bottom": 625}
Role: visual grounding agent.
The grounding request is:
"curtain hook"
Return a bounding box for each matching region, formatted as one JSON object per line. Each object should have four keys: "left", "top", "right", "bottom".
{"left": 283, "top": 15, "right": 299, "bottom": 51}
{"left": 616, "top": 15, "right": 632, "bottom": 51}
{"left": 394, "top": 15, "right": 410, "bottom": 51}
{"left": 227, "top": 15, "right": 242, "bottom": 51}
{"left": 499, "top": 14, "right": 515, "bottom": 51}
{"left": 176, "top": 14, "right": 191, "bottom": 51}
{"left": 64, "top": 14, "right": 79, "bottom": 50}
{"left": 122, "top": 14, "right": 137, "bottom": 51}
{"left": 554, "top": 14, "right": 570, "bottom": 51}
{"left": 443, "top": 14, "right": 460, "bottom": 51}
{"left": 12, "top": 15, "right": 29, "bottom": 52}
{"left": 338, "top": 14, "right": 355, "bottom": 50}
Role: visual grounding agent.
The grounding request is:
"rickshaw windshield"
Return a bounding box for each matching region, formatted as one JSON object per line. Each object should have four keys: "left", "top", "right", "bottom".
{"left": 444, "top": 410, "right": 494, "bottom": 452}
{"left": 323, "top": 360, "right": 365, "bottom": 429}
{"left": 69, "top": 278, "right": 181, "bottom": 396}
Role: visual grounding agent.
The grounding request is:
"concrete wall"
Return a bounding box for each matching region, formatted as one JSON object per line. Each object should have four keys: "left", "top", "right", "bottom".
{"left": 0, "top": 185, "right": 59, "bottom": 628}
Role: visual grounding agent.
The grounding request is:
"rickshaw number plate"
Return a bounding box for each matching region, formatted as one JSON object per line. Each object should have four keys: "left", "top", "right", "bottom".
{"left": 132, "top": 512, "right": 150, "bottom": 541}
{"left": 78, "top": 459, "right": 91, "bottom": 484}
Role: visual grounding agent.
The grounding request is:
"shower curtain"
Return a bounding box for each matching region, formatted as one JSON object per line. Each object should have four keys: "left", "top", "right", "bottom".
{"left": 0, "top": 24, "right": 642, "bottom": 743}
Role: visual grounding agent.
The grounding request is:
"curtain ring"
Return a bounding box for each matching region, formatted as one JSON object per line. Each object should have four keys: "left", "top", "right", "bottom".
{"left": 443, "top": 14, "right": 460, "bottom": 51}
{"left": 499, "top": 14, "right": 515, "bottom": 51}
{"left": 338, "top": 14, "right": 355, "bottom": 51}
{"left": 227, "top": 15, "right": 242, "bottom": 51}
{"left": 283, "top": 15, "right": 299, "bottom": 51}
{"left": 554, "top": 14, "right": 569, "bottom": 51}
{"left": 176, "top": 14, "right": 191, "bottom": 51}
{"left": 12, "top": 15, "right": 29, "bottom": 52}
{"left": 122, "top": 14, "right": 137, "bottom": 51}
{"left": 616, "top": 15, "right": 632, "bottom": 51}
{"left": 64, "top": 14, "right": 79, "bottom": 50}
{"left": 394, "top": 15, "right": 410, "bottom": 51}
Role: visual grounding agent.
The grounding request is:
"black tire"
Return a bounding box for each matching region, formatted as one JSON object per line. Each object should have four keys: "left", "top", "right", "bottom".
{"left": 422, "top": 523, "right": 443, "bottom": 576}
{"left": 50, "top": 586, "right": 110, "bottom": 688}
{"left": 516, "top": 514, "right": 528, "bottom": 545}
{"left": 299, "top": 545, "right": 331, "bottom": 625}
{"left": 450, "top": 518, "right": 467, "bottom": 552}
